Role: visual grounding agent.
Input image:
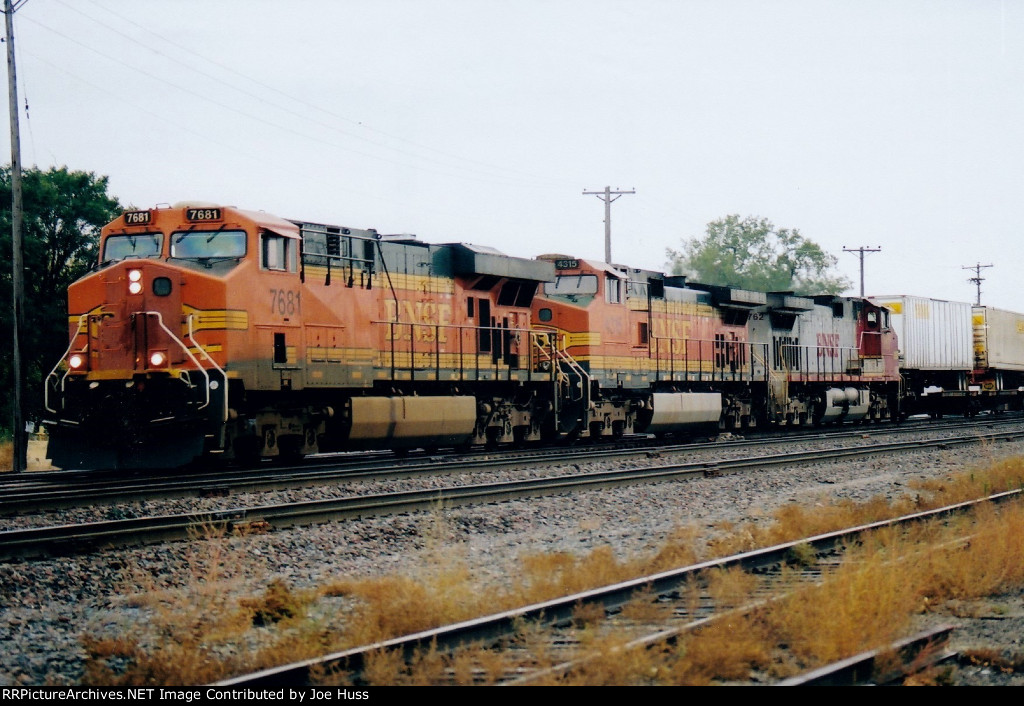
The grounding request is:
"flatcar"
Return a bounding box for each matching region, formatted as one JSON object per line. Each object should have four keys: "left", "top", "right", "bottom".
{"left": 873, "top": 295, "right": 1024, "bottom": 416}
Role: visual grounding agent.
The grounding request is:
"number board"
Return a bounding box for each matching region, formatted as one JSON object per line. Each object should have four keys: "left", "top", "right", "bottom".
{"left": 186, "top": 207, "right": 222, "bottom": 222}
{"left": 554, "top": 259, "right": 580, "bottom": 270}
{"left": 123, "top": 210, "right": 152, "bottom": 225}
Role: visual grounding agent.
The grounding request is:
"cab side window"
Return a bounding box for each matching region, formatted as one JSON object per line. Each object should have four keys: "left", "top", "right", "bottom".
{"left": 605, "top": 275, "right": 622, "bottom": 304}
{"left": 262, "top": 232, "right": 296, "bottom": 272}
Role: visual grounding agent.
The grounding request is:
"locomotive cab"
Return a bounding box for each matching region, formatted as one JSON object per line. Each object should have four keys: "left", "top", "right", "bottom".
{"left": 43, "top": 203, "right": 297, "bottom": 469}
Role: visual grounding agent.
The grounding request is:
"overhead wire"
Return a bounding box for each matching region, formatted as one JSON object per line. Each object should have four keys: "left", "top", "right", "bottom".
{"left": 13, "top": 44, "right": 467, "bottom": 221}
{"left": 18, "top": 1, "right": 699, "bottom": 255}
{"left": 59, "top": 0, "right": 581, "bottom": 190}
{"left": 22, "top": 11, "right": 576, "bottom": 194}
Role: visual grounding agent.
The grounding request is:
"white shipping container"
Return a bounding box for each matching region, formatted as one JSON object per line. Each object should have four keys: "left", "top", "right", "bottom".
{"left": 973, "top": 306, "right": 1024, "bottom": 372}
{"left": 872, "top": 295, "right": 973, "bottom": 370}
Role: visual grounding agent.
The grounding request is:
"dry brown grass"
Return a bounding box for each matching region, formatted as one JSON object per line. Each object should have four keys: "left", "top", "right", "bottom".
{"left": 667, "top": 615, "right": 775, "bottom": 685}
{"left": 555, "top": 498, "right": 1024, "bottom": 685}
{"left": 619, "top": 589, "right": 675, "bottom": 623}
{"left": 761, "top": 549, "right": 920, "bottom": 665}
{"left": 80, "top": 454, "right": 1024, "bottom": 685}
{"left": 961, "top": 648, "right": 1024, "bottom": 673}
{"left": 320, "top": 564, "right": 486, "bottom": 646}
{"left": 80, "top": 525, "right": 330, "bottom": 685}
{"left": 709, "top": 455, "right": 1024, "bottom": 558}
{"left": 0, "top": 439, "right": 12, "bottom": 472}
{"left": 0, "top": 437, "right": 57, "bottom": 471}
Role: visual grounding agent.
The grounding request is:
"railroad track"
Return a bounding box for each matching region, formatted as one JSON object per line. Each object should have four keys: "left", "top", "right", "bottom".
{"left": 2, "top": 428, "right": 1021, "bottom": 561}
{"left": 214, "top": 489, "right": 1019, "bottom": 686}
{"left": 777, "top": 626, "right": 958, "bottom": 685}
{"left": 2, "top": 415, "right": 1019, "bottom": 515}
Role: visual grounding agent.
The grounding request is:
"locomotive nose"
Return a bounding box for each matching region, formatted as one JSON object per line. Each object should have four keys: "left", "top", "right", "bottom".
{"left": 95, "top": 262, "right": 182, "bottom": 373}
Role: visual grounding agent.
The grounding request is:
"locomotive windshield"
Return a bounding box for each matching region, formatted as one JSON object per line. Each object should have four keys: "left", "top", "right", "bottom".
{"left": 103, "top": 233, "right": 163, "bottom": 262}
{"left": 170, "top": 230, "right": 247, "bottom": 260}
{"left": 543, "top": 274, "right": 598, "bottom": 296}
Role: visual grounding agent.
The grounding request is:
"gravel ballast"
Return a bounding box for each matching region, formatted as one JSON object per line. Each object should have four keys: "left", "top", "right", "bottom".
{"left": 2, "top": 424, "right": 1024, "bottom": 685}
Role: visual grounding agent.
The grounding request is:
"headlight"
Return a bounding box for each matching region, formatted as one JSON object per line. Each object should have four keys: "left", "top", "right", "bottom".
{"left": 68, "top": 353, "right": 85, "bottom": 370}
{"left": 128, "top": 269, "right": 143, "bottom": 294}
{"left": 149, "top": 351, "right": 167, "bottom": 368}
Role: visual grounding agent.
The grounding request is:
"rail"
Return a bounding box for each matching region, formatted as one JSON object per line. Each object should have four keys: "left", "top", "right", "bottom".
{"left": 372, "top": 320, "right": 558, "bottom": 384}
{"left": 779, "top": 342, "right": 861, "bottom": 382}
{"left": 8, "top": 414, "right": 1013, "bottom": 515}
{"left": 211, "top": 488, "right": 1020, "bottom": 686}
{"left": 649, "top": 335, "right": 769, "bottom": 383}
{"left": 11, "top": 432, "right": 1021, "bottom": 562}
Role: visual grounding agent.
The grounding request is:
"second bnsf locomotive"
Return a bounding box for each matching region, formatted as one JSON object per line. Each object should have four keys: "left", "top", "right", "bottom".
{"left": 44, "top": 203, "right": 905, "bottom": 469}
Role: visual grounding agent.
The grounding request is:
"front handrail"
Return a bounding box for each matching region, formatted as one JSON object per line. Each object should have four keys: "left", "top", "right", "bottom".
{"left": 141, "top": 311, "right": 211, "bottom": 411}
{"left": 44, "top": 313, "right": 89, "bottom": 414}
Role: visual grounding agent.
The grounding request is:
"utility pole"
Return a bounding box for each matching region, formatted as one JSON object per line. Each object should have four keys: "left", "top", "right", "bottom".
{"left": 963, "top": 262, "right": 993, "bottom": 306}
{"left": 842, "top": 245, "right": 881, "bottom": 297}
{"left": 5, "top": 0, "right": 26, "bottom": 472}
{"left": 582, "top": 186, "right": 635, "bottom": 264}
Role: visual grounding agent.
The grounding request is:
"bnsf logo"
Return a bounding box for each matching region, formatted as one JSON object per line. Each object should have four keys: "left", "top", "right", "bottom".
{"left": 817, "top": 332, "right": 841, "bottom": 358}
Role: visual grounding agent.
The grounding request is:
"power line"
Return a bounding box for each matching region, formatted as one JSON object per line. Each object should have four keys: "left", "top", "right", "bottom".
{"left": 583, "top": 186, "right": 635, "bottom": 264}
{"left": 842, "top": 245, "right": 881, "bottom": 297}
{"left": 963, "top": 262, "right": 993, "bottom": 306}
{"left": 50, "top": 0, "right": 577, "bottom": 190}
{"left": 22, "top": 15, "right": 542, "bottom": 189}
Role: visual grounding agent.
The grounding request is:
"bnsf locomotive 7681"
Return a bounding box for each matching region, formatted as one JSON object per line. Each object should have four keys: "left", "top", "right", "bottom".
{"left": 41, "top": 203, "right": 1021, "bottom": 469}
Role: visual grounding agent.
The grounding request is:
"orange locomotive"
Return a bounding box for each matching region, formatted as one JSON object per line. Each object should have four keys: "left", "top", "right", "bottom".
{"left": 530, "top": 257, "right": 902, "bottom": 437}
{"left": 44, "top": 203, "right": 558, "bottom": 469}
{"left": 44, "top": 203, "right": 903, "bottom": 469}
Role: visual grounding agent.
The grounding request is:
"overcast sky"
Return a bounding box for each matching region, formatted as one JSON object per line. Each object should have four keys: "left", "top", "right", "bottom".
{"left": 7, "top": 0, "right": 1023, "bottom": 308}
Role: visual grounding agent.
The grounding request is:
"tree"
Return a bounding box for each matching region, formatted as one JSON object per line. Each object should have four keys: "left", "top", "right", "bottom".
{"left": 0, "top": 166, "right": 122, "bottom": 433}
{"left": 666, "top": 214, "right": 851, "bottom": 295}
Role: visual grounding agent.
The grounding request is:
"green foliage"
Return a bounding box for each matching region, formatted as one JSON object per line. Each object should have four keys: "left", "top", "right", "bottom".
{"left": 0, "top": 166, "right": 122, "bottom": 432}
{"left": 666, "top": 214, "right": 851, "bottom": 295}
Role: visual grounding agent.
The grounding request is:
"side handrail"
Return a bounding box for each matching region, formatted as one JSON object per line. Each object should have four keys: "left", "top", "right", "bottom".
{"left": 749, "top": 344, "right": 779, "bottom": 390}
{"left": 552, "top": 339, "right": 591, "bottom": 404}
{"left": 44, "top": 313, "right": 89, "bottom": 414}
{"left": 531, "top": 325, "right": 591, "bottom": 407}
{"left": 187, "top": 313, "right": 229, "bottom": 422}
{"left": 780, "top": 342, "right": 859, "bottom": 380}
